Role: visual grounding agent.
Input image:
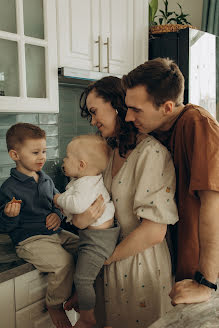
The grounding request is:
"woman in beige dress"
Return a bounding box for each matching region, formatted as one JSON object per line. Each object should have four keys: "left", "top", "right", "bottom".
{"left": 76, "top": 76, "right": 178, "bottom": 328}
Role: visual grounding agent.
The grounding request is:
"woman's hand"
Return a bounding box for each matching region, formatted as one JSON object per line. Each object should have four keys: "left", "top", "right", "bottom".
{"left": 72, "top": 195, "right": 105, "bottom": 229}
{"left": 104, "top": 255, "right": 114, "bottom": 265}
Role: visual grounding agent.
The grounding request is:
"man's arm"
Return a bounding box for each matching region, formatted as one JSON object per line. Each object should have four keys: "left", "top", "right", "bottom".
{"left": 170, "top": 190, "right": 219, "bottom": 305}
{"left": 198, "top": 190, "right": 219, "bottom": 282}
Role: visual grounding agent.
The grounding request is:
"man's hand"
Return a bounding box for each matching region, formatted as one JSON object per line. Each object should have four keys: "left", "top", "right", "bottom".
{"left": 169, "top": 279, "right": 212, "bottom": 305}
{"left": 4, "top": 201, "right": 21, "bottom": 217}
{"left": 46, "top": 213, "right": 61, "bottom": 231}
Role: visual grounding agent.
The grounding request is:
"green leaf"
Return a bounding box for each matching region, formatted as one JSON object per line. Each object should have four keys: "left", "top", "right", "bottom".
{"left": 159, "top": 9, "right": 165, "bottom": 16}
{"left": 177, "top": 3, "right": 183, "bottom": 11}
{"left": 149, "top": 0, "right": 158, "bottom": 24}
{"left": 167, "top": 17, "right": 176, "bottom": 24}
{"left": 168, "top": 17, "right": 177, "bottom": 23}
{"left": 159, "top": 17, "right": 163, "bottom": 25}
{"left": 166, "top": 11, "right": 174, "bottom": 17}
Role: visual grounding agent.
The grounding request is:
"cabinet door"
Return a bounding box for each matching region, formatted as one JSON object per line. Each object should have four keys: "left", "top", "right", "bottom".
{"left": 101, "top": 0, "right": 148, "bottom": 75}
{"left": 15, "top": 269, "right": 48, "bottom": 311}
{"left": 0, "top": 279, "right": 16, "bottom": 328}
{"left": 100, "top": 0, "right": 134, "bottom": 75}
{"left": 133, "top": 0, "right": 149, "bottom": 68}
{"left": 0, "top": 0, "right": 58, "bottom": 113}
{"left": 16, "top": 298, "right": 53, "bottom": 328}
{"left": 57, "top": 0, "right": 148, "bottom": 75}
{"left": 57, "top": 0, "right": 100, "bottom": 71}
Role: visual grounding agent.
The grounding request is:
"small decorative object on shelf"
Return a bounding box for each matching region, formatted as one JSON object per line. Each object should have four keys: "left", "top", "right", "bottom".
{"left": 149, "top": 0, "right": 196, "bottom": 34}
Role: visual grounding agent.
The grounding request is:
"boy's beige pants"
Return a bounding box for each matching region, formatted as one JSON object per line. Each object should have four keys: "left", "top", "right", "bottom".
{"left": 16, "top": 230, "right": 79, "bottom": 308}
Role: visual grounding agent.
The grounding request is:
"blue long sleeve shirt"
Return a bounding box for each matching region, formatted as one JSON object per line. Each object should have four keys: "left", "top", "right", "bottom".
{"left": 0, "top": 168, "right": 63, "bottom": 245}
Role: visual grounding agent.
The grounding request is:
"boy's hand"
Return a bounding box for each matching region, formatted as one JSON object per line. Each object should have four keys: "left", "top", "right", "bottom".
{"left": 4, "top": 201, "right": 21, "bottom": 217}
{"left": 53, "top": 194, "right": 60, "bottom": 207}
{"left": 46, "top": 213, "right": 61, "bottom": 231}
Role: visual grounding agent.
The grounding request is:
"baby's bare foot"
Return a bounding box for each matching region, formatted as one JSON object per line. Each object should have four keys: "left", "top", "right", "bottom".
{"left": 73, "top": 318, "right": 94, "bottom": 328}
{"left": 47, "top": 306, "right": 72, "bottom": 328}
{"left": 73, "top": 309, "right": 96, "bottom": 328}
{"left": 64, "top": 292, "right": 79, "bottom": 312}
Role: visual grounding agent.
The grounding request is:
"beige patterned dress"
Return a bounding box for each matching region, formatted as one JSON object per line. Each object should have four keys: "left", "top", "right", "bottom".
{"left": 103, "top": 135, "right": 179, "bottom": 328}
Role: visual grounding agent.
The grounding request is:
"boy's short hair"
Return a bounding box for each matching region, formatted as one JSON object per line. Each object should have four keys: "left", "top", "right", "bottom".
{"left": 6, "top": 123, "right": 46, "bottom": 151}
{"left": 71, "top": 134, "right": 110, "bottom": 173}
{"left": 122, "top": 57, "right": 185, "bottom": 108}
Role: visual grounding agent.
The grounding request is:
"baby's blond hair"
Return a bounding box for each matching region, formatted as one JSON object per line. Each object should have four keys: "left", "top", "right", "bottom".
{"left": 70, "top": 134, "right": 110, "bottom": 174}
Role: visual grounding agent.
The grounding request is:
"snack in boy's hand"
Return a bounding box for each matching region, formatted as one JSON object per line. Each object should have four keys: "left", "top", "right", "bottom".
{"left": 10, "top": 197, "right": 22, "bottom": 204}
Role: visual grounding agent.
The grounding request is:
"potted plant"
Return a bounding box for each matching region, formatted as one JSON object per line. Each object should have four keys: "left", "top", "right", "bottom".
{"left": 149, "top": 0, "right": 196, "bottom": 34}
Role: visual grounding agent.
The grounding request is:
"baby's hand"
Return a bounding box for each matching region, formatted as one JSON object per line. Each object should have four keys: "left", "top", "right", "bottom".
{"left": 53, "top": 194, "right": 60, "bottom": 207}
{"left": 46, "top": 213, "right": 61, "bottom": 231}
{"left": 4, "top": 198, "right": 22, "bottom": 217}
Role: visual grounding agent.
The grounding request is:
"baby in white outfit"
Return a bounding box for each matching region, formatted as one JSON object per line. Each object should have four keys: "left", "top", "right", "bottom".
{"left": 53, "top": 134, "right": 120, "bottom": 328}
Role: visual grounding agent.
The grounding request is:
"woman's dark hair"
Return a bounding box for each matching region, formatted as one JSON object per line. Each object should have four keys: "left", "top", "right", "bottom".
{"left": 80, "top": 76, "right": 138, "bottom": 157}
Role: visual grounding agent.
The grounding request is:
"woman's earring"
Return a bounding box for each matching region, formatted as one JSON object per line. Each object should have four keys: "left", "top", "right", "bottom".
{"left": 115, "top": 109, "right": 118, "bottom": 114}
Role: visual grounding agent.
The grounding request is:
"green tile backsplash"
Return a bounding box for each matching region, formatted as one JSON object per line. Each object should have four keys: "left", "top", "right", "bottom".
{"left": 0, "top": 83, "right": 94, "bottom": 191}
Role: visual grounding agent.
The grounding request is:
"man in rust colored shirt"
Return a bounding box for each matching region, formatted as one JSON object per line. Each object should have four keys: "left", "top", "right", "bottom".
{"left": 122, "top": 57, "right": 219, "bottom": 305}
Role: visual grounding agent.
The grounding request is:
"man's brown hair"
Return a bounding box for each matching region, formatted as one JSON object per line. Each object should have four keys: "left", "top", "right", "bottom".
{"left": 122, "top": 57, "right": 185, "bottom": 108}
{"left": 6, "top": 123, "right": 46, "bottom": 151}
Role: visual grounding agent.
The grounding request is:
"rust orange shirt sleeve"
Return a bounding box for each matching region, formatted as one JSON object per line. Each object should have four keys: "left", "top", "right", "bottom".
{"left": 182, "top": 112, "right": 219, "bottom": 196}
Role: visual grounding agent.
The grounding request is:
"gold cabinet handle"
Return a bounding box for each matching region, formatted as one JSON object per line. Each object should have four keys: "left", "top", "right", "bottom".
{"left": 94, "top": 36, "right": 101, "bottom": 72}
{"left": 103, "top": 37, "right": 110, "bottom": 73}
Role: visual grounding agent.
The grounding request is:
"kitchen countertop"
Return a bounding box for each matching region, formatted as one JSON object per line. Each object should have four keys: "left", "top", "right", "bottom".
{"left": 148, "top": 285, "right": 219, "bottom": 328}
{"left": 0, "top": 234, "right": 34, "bottom": 283}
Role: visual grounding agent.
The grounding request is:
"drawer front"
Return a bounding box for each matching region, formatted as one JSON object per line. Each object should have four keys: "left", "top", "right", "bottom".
{"left": 16, "top": 298, "right": 53, "bottom": 328}
{"left": 0, "top": 279, "right": 16, "bottom": 328}
{"left": 15, "top": 270, "right": 48, "bottom": 310}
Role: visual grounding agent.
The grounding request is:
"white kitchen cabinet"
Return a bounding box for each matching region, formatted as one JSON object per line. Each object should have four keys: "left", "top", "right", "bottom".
{"left": 16, "top": 299, "right": 79, "bottom": 328}
{"left": 0, "top": 279, "right": 16, "bottom": 328}
{"left": 15, "top": 270, "right": 53, "bottom": 328}
{"left": 14, "top": 269, "right": 78, "bottom": 328}
{"left": 16, "top": 298, "right": 54, "bottom": 328}
{"left": 14, "top": 269, "right": 48, "bottom": 311}
{"left": 56, "top": 0, "right": 96, "bottom": 71}
{"left": 0, "top": 0, "right": 58, "bottom": 113}
{"left": 0, "top": 269, "right": 78, "bottom": 328}
{"left": 57, "top": 0, "right": 148, "bottom": 75}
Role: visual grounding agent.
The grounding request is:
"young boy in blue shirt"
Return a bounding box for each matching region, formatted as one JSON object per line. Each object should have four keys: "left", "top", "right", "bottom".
{"left": 0, "top": 123, "right": 79, "bottom": 328}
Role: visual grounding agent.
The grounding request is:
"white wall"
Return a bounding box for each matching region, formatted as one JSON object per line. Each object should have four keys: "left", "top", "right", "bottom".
{"left": 159, "top": 0, "right": 203, "bottom": 30}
